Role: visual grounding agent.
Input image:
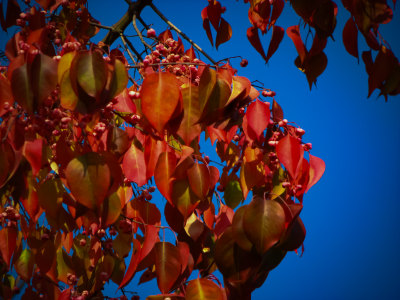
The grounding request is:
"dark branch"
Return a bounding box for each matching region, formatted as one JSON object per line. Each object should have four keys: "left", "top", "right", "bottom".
{"left": 101, "top": 0, "right": 152, "bottom": 47}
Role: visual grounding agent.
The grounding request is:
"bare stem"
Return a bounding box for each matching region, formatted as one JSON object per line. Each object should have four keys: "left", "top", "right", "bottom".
{"left": 119, "top": 33, "right": 137, "bottom": 64}
{"left": 149, "top": 2, "right": 217, "bottom": 65}
{"left": 132, "top": 13, "right": 152, "bottom": 51}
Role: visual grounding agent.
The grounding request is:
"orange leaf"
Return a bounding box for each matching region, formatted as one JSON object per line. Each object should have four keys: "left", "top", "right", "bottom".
{"left": 141, "top": 72, "right": 181, "bottom": 135}
{"left": 154, "top": 152, "right": 177, "bottom": 204}
{"left": 187, "top": 162, "right": 210, "bottom": 199}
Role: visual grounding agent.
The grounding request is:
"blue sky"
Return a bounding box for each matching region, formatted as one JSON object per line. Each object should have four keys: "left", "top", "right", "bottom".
{"left": 1, "top": 0, "right": 400, "bottom": 299}
{"left": 86, "top": 1, "right": 400, "bottom": 299}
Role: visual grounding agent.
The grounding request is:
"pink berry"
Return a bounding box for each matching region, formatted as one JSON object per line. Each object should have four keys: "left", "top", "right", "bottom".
{"left": 147, "top": 28, "right": 156, "bottom": 38}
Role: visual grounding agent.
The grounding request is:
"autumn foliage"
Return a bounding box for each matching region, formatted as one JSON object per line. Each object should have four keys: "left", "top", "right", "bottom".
{"left": 10, "top": 0, "right": 400, "bottom": 299}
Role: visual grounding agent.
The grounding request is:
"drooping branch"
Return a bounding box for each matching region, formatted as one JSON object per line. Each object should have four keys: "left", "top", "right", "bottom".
{"left": 149, "top": 2, "right": 217, "bottom": 65}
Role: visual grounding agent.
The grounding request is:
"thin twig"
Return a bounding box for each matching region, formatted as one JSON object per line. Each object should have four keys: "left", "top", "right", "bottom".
{"left": 132, "top": 13, "right": 152, "bottom": 51}
{"left": 137, "top": 15, "right": 149, "bottom": 30}
{"left": 120, "top": 33, "right": 137, "bottom": 64}
{"left": 88, "top": 21, "right": 117, "bottom": 32}
{"left": 149, "top": 2, "right": 217, "bottom": 65}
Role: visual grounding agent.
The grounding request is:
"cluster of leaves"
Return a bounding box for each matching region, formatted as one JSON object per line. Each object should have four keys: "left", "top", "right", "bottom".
{"left": 202, "top": 0, "right": 400, "bottom": 98}
{"left": 0, "top": 0, "right": 325, "bottom": 299}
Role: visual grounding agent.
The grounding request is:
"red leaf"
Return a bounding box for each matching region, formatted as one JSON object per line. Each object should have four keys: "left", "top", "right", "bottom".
{"left": 141, "top": 72, "right": 181, "bottom": 135}
{"left": 118, "top": 238, "right": 142, "bottom": 289}
{"left": 202, "top": 7, "right": 214, "bottom": 47}
{"left": 343, "top": 17, "right": 359, "bottom": 59}
{"left": 154, "top": 242, "right": 182, "bottom": 294}
{"left": 216, "top": 18, "right": 232, "bottom": 49}
{"left": 122, "top": 142, "right": 147, "bottom": 186}
{"left": 186, "top": 278, "right": 225, "bottom": 300}
{"left": 266, "top": 25, "right": 284, "bottom": 63}
{"left": 154, "top": 152, "right": 177, "bottom": 203}
{"left": 286, "top": 25, "right": 307, "bottom": 64}
{"left": 243, "top": 197, "right": 286, "bottom": 254}
{"left": 65, "top": 152, "right": 111, "bottom": 210}
{"left": 0, "top": 227, "right": 17, "bottom": 269}
{"left": 145, "top": 136, "right": 167, "bottom": 179}
{"left": 276, "top": 135, "right": 304, "bottom": 179}
{"left": 207, "top": 0, "right": 223, "bottom": 30}
{"left": 187, "top": 162, "right": 210, "bottom": 199}
{"left": 23, "top": 138, "right": 45, "bottom": 176}
{"left": 31, "top": 53, "right": 58, "bottom": 105}
{"left": 368, "top": 47, "right": 397, "bottom": 97}
{"left": 270, "top": 0, "right": 285, "bottom": 28}
{"left": 306, "top": 154, "right": 326, "bottom": 192}
{"left": 11, "top": 63, "right": 34, "bottom": 114}
{"left": 272, "top": 99, "right": 284, "bottom": 122}
{"left": 177, "top": 84, "right": 202, "bottom": 145}
{"left": 243, "top": 99, "right": 270, "bottom": 141}
{"left": 247, "top": 26, "right": 267, "bottom": 61}
{"left": 171, "top": 179, "right": 200, "bottom": 220}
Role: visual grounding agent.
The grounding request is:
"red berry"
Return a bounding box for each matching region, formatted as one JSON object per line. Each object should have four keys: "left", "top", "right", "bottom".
{"left": 147, "top": 28, "right": 156, "bottom": 38}
{"left": 240, "top": 59, "right": 248, "bottom": 67}
{"left": 79, "top": 238, "right": 86, "bottom": 246}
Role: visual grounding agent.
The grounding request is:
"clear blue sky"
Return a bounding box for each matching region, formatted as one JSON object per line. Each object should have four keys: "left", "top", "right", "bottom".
{"left": 2, "top": 1, "right": 400, "bottom": 299}
{"left": 85, "top": 1, "right": 400, "bottom": 299}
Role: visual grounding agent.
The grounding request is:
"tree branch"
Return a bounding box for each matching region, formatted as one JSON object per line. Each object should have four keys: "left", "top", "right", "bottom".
{"left": 149, "top": 2, "right": 217, "bottom": 65}
{"left": 101, "top": 0, "right": 152, "bottom": 47}
{"left": 132, "top": 13, "right": 152, "bottom": 51}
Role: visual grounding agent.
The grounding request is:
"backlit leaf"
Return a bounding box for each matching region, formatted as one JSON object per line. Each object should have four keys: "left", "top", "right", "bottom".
{"left": 11, "top": 63, "right": 33, "bottom": 113}
{"left": 171, "top": 179, "right": 200, "bottom": 220}
{"left": 59, "top": 69, "right": 79, "bottom": 110}
{"left": 266, "top": 26, "right": 284, "bottom": 63}
{"left": 287, "top": 25, "right": 307, "bottom": 64}
{"left": 224, "top": 180, "right": 243, "bottom": 209}
{"left": 231, "top": 205, "right": 253, "bottom": 252}
{"left": 141, "top": 72, "right": 181, "bottom": 135}
{"left": 14, "top": 249, "right": 34, "bottom": 281}
{"left": 154, "top": 242, "right": 182, "bottom": 294}
{"left": 243, "top": 99, "right": 270, "bottom": 141}
{"left": 31, "top": 53, "right": 58, "bottom": 105}
{"left": 276, "top": 135, "right": 304, "bottom": 179}
{"left": 177, "top": 84, "right": 201, "bottom": 145}
{"left": 216, "top": 18, "right": 232, "bottom": 49}
{"left": 154, "top": 152, "right": 177, "bottom": 203}
{"left": 122, "top": 142, "right": 147, "bottom": 186}
{"left": 247, "top": 26, "right": 267, "bottom": 61}
{"left": 243, "top": 197, "right": 286, "bottom": 254}
{"left": 65, "top": 152, "right": 111, "bottom": 210}
{"left": 306, "top": 154, "right": 326, "bottom": 192}
{"left": 186, "top": 278, "right": 225, "bottom": 300}
{"left": 73, "top": 51, "right": 107, "bottom": 98}
{"left": 187, "top": 162, "right": 210, "bottom": 199}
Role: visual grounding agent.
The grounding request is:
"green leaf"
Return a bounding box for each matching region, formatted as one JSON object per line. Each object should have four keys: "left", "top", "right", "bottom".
{"left": 14, "top": 249, "right": 34, "bottom": 281}
{"left": 224, "top": 180, "right": 243, "bottom": 209}
{"left": 242, "top": 197, "right": 286, "bottom": 254}
{"left": 65, "top": 152, "right": 111, "bottom": 210}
